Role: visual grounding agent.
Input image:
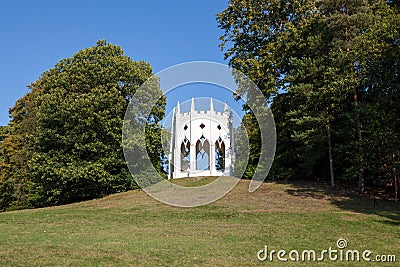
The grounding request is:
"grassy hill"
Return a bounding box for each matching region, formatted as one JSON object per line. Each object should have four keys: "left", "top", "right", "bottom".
{"left": 0, "top": 178, "right": 398, "bottom": 266}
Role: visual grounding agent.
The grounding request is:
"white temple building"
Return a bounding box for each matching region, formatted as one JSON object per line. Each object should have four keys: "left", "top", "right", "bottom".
{"left": 168, "top": 98, "right": 234, "bottom": 179}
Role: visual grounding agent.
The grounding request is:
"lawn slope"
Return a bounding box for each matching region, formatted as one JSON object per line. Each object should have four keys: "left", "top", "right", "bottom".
{"left": 0, "top": 178, "right": 398, "bottom": 266}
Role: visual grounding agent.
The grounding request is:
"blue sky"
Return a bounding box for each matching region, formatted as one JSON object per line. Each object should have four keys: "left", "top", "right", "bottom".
{"left": 0, "top": 0, "right": 245, "bottom": 126}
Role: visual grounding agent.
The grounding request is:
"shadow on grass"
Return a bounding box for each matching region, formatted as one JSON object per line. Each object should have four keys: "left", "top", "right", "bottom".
{"left": 282, "top": 180, "right": 399, "bottom": 225}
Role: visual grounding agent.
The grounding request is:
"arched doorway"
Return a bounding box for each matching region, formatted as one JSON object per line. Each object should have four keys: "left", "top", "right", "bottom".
{"left": 215, "top": 136, "right": 225, "bottom": 171}
{"left": 196, "top": 135, "right": 210, "bottom": 170}
{"left": 180, "top": 137, "right": 190, "bottom": 171}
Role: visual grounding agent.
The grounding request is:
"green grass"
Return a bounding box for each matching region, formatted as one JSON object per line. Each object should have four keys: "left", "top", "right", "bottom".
{"left": 170, "top": 176, "right": 219, "bottom": 187}
{"left": 0, "top": 178, "right": 398, "bottom": 266}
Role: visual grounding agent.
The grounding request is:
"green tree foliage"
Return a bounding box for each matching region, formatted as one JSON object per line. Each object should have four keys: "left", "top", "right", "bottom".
{"left": 0, "top": 41, "right": 166, "bottom": 210}
{"left": 353, "top": 1, "right": 400, "bottom": 193}
{"left": 240, "top": 113, "right": 261, "bottom": 179}
{"left": 0, "top": 93, "right": 36, "bottom": 210}
{"left": 232, "top": 124, "right": 250, "bottom": 178}
{"left": 280, "top": 0, "right": 380, "bottom": 188}
{"left": 217, "top": 0, "right": 317, "bottom": 97}
{"left": 218, "top": 0, "right": 399, "bottom": 197}
{"left": 0, "top": 126, "right": 8, "bottom": 142}
{"left": 218, "top": 0, "right": 317, "bottom": 179}
{"left": 145, "top": 99, "right": 167, "bottom": 179}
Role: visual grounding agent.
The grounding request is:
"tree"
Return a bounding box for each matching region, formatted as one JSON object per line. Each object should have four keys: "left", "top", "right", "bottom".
{"left": 0, "top": 93, "right": 36, "bottom": 210}
{"left": 145, "top": 100, "right": 167, "bottom": 178}
{"left": 217, "top": 0, "right": 306, "bottom": 179}
{"left": 0, "top": 40, "right": 166, "bottom": 210}
{"left": 218, "top": 0, "right": 399, "bottom": 197}
{"left": 353, "top": 1, "right": 400, "bottom": 195}
{"left": 277, "top": 0, "right": 383, "bottom": 188}
{"left": 29, "top": 40, "right": 165, "bottom": 206}
{"left": 232, "top": 123, "right": 250, "bottom": 178}
{"left": 217, "top": 0, "right": 325, "bottom": 180}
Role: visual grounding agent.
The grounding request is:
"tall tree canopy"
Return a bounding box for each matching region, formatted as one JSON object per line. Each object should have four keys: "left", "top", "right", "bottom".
{"left": 218, "top": 0, "right": 399, "bottom": 196}
{"left": 0, "top": 41, "right": 165, "bottom": 210}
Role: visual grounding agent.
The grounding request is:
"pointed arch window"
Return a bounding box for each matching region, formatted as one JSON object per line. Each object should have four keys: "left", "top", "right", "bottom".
{"left": 181, "top": 136, "right": 190, "bottom": 171}
{"left": 215, "top": 136, "right": 225, "bottom": 171}
{"left": 196, "top": 135, "right": 210, "bottom": 170}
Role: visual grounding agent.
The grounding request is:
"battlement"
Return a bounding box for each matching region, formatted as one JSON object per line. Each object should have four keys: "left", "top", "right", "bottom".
{"left": 175, "top": 98, "right": 231, "bottom": 119}
{"left": 180, "top": 110, "right": 228, "bottom": 117}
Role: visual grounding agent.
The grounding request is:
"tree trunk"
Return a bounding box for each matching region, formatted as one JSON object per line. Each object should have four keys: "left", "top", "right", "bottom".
{"left": 395, "top": 174, "right": 398, "bottom": 204}
{"left": 327, "top": 118, "right": 335, "bottom": 188}
{"left": 354, "top": 87, "right": 365, "bottom": 193}
{"left": 394, "top": 152, "right": 398, "bottom": 204}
